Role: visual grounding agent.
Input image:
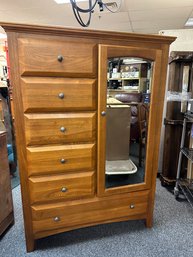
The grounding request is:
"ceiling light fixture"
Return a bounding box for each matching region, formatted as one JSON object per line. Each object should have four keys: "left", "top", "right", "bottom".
{"left": 185, "top": 18, "right": 193, "bottom": 27}
{"left": 54, "top": 0, "right": 122, "bottom": 27}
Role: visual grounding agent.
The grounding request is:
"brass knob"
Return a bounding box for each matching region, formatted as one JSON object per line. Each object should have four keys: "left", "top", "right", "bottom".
{"left": 58, "top": 93, "right": 64, "bottom": 99}
{"left": 130, "top": 204, "right": 135, "bottom": 209}
{"left": 57, "top": 55, "right": 64, "bottom": 62}
{"left": 101, "top": 111, "right": 106, "bottom": 116}
{"left": 60, "top": 127, "right": 66, "bottom": 133}
{"left": 53, "top": 216, "right": 60, "bottom": 222}
{"left": 61, "top": 187, "right": 67, "bottom": 193}
{"left": 60, "top": 158, "right": 66, "bottom": 164}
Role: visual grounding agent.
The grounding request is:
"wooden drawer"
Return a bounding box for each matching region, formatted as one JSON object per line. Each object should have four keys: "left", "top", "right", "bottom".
{"left": 18, "top": 37, "right": 97, "bottom": 77}
{"left": 31, "top": 190, "right": 149, "bottom": 238}
{"left": 29, "top": 171, "right": 95, "bottom": 204}
{"left": 21, "top": 77, "right": 96, "bottom": 113}
{"left": 27, "top": 143, "right": 96, "bottom": 176}
{"left": 24, "top": 113, "right": 96, "bottom": 146}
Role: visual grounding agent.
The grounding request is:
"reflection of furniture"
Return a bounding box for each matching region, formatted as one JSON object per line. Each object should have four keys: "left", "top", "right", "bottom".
{"left": 2, "top": 22, "right": 174, "bottom": 252}
{"left": 106, "top": 159, "right": 137, "bottom": 175}
{"left": 106, "top": 104, "right": 131, "bottom": 161}
{"left": 108, "top": 63, "right": 148, "bottom": 92}
{"left": 138, "top": 103, "right": 149, "bottom": 167}
{"left": 0, "top": 122, "right": 14, "bottom": 236}
{"left": 0, "top": 99, "right": 3, "bottom": 121}
{"left": 115, "top": 93, "right": 142, "bottom": 141}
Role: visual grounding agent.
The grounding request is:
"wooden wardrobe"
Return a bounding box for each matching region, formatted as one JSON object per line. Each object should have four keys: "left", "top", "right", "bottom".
{"left": 0, "top": 22, "right": 175, "bottom": 252}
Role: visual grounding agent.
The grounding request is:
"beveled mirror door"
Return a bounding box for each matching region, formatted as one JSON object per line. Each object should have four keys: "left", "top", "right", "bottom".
{"left": 105, "top": 57, "right": 153, "bottom": 189}
{"left": 98, "top": 44, "right": 163, "bottom": 196}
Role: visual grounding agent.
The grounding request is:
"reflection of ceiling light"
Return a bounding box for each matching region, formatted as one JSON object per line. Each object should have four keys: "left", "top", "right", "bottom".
{"left": 54, "top": 0, "right": 85, "bottom": 3}
{"left": 123, "top": 58, "right": 147, "bottom": 64}
{"left": 0, "top": 33, "right": 7, "bottom": 39}
{"left": 185, "top": 18, "right": 193, "bottom": 26}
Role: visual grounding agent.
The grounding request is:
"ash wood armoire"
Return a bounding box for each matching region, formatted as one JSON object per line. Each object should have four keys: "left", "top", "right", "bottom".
{"left": 0, "top": 22, "right": 175, "bottom": 252}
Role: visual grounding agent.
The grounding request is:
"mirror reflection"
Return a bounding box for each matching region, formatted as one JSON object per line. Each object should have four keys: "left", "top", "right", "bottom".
{"left": 105, "top": 57, "right": 153, "bottom": 188}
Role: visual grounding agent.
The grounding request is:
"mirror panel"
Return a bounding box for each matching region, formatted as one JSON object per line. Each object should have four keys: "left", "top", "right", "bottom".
{"left": 105, "top": 57, "right": 154, "bottom": 189}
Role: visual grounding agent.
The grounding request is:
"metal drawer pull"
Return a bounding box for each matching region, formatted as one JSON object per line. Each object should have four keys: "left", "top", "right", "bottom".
{"left": 101, "top": 111, "right": 106, "bottom": 116}
{"left": 60, "top": 158, "right": 66, "bottom": 164}
{"left": 60, "top": 127, "right": 66, "bottom": 133}
{"left": 57, "top": 55, "right": 64, "bottom": 62}
{"left": 58, "top": 93, "right": 64, "bottom": 99}
{"left": 53, "top": 216, "right": 60, "bottom": 222}
{"left": 61, "top": 187, "right": 68, "bottom": 193}
{"left": 130, "top": 204, "right": 135, "bottom": 209}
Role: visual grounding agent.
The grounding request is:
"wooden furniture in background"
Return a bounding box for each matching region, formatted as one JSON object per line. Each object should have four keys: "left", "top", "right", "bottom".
{"left": 138, "top": 103, "right": 149, "bottom": 167}
{"left": 0, "top": 121, "right": 14, "bottom": 236}
{"left": 0, "top": 99, "right": 3, "bottom": 121}
{"left": 108, "top": 62, "right": 148, "bottom": 93}
{"left": 161, "top": 52, "right": 193, "bottom": 186}
{"left": 1, "top": 22, "right": 175, "bottom": 252}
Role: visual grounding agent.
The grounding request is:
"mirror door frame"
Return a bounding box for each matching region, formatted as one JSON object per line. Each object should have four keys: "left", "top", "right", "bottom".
{"left": 97, "top": 44, "right": 163, "bottom": 197}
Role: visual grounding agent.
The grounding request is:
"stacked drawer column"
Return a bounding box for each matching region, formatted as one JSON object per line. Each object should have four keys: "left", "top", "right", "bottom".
{"left": 17, "top": 35, "right": 97, "bottom": 240}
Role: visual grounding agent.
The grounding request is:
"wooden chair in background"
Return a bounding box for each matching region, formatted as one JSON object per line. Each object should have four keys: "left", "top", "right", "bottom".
{"left": 0, "top": 99, "right": 3, "bottom": 122}
{"left": 138, "top": 103, "right": 149, "bottom": 167}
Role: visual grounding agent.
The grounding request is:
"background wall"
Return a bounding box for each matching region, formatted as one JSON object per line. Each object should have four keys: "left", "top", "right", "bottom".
{"left": 158, "top": 29, "right": 193, "bottom": 173}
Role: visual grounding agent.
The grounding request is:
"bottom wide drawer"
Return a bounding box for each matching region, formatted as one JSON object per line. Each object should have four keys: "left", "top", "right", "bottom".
{"left": 29, "top": 171, "right": 95, "bottom": 204}
{"left": 31, "top": 190, "right": 149, "bottom": 237}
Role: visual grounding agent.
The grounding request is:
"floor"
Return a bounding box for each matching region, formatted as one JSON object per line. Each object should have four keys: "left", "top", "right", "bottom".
{"left": 1, "top": 180, "right": 193, "bottom": 257}
{"left": 11, "top": 166, "right": 20, "bottom": 189}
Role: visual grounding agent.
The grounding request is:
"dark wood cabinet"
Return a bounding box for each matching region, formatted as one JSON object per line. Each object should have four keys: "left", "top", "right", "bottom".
{"left": 0, "top": 123, "right": 14, "bottom": 236}
{"left": 161, "top": 51, "right": 193, "bottom": 185}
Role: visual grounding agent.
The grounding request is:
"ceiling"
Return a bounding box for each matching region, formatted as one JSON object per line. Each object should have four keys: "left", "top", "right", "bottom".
{"left": 0, "top": 0, "right": 193, "bottom": 35}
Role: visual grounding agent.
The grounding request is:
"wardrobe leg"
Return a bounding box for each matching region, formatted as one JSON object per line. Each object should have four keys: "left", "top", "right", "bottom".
{"left": 26, "top": 238, "right": 36, "bottom": 252}
{"left": 145, "top": 215, "right": 153, "bottom": 228}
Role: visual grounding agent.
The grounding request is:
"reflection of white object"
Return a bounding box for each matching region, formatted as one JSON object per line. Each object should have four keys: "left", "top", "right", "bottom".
{"left": 113, "top": 68, "right": 117, "bottom": 73}
{"left": 121, "top": 71, "right": 139, "bottom": 78}
{"left": 124, "top": 86, "right": 138, "bottom": 90}
{"left": 167, "top": 91, "right": 191, "bottom": 102}
{"left": 111, "top": 72, "right": 120, "bottom": 79}
{"left": 0, "top": 33, "right": 6, "bottom": 39}
{"left": 105, "top": 159, "right": 137, "bottom": 175}
{"left": 134, "top": 71, "right": 139, "bottom": 77}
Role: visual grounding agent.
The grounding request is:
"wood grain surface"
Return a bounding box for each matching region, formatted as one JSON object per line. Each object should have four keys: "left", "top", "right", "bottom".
{"left": 0, "top": 132, "right": 14, "bottom": 235}
{"left": 24, "top": 112, "right": 96, "bottom": 146}
{"left": 29, "top": 171, "right": 95, "bottom": 204}
{"left": 18, "top": 37, "right": 97, "bottom": 77}
{"left": 26, "top": 143, "right": 96, "bottom": 176}
{"left": 21, "top": 77, "right": 97, "bottom": 112}
{"left": 2, "top": 22, "right": 175, "bottom": 252}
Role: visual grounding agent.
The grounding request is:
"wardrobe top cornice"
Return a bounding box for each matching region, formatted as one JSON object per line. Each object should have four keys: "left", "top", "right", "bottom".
{"left": 0, "top": 22, "right": 176, "bottom": 44}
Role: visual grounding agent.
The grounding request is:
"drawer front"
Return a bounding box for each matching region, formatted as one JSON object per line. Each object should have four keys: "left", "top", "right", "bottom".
{"left": 27, "top": 143, "right": 96, "bottom": 176}
{"left": 29, "top": 171, "right": 95, "bottom": 204}
{"left": 31, "top": 191, "right": 149, "bottom": 236}
{"left": 21, "top": 77, "right": 96, "bottom": 112}
{"left": 18, "top": 37, "right": 97, "bottom": 77}
{"left": 24, "top": 113, "right": 96, "bottom": 146}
